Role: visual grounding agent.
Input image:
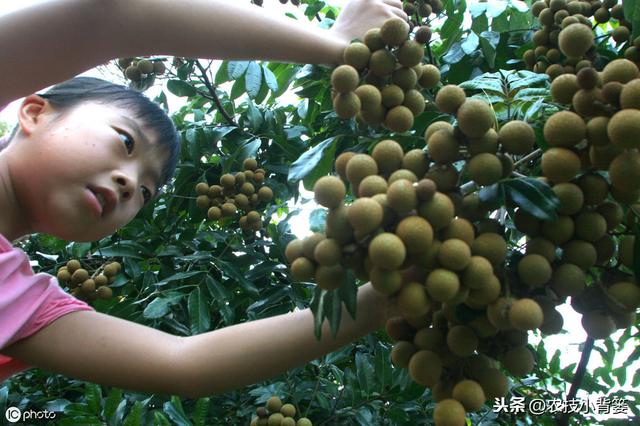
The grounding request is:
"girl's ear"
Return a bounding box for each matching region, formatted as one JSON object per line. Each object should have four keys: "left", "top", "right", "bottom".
{"left": 17, "top": 94, "right": 49, "bottom": 137}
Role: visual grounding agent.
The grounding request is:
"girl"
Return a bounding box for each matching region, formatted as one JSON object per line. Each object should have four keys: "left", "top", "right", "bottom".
{"left": 0, "top": 0, "right": 406, "bottom": 398}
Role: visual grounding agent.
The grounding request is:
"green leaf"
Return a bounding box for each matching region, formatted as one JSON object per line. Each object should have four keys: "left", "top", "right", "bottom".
{"left": 230, "top": 74, "right": 246, "bottom": 100}
{"left": 624, "top": 0, "right": 640, "bottom": 39}
{"left": 143, "top": 293, "right": 184, "bottom": 319}
{"left": 155, "top": 271, "right": 204, "bottom": 287}
{"left": 212, "top": 258, "right": 260, "bottom": 296}
{"left": 84, "top": 383, "right": 102, "bottom": 415}
{"left": 262, "top": 64, "right": 279, "bottom": 93}
{"left": 503, "top": 177, "right": 560, "bottom": 221}
{"left": 214, "top": 61, "right": 229, "bottom": 84}
{"left": 479, "top": 31, "right": 500, "bottom": 68}
{"left": 633, "top": 223, "right": 640, "bottom": 281}
{"left": 247, "top": 102, "right": 264, "bottom": 130}
{"left": 310, "top": 286, "right": 327, "bottom": 339}
{"left": 326, "top": 290, "right": 342, "bottom": 339}
{"left": 167, "top": 80, "right": 196, "bottom": 97}
{"left": 154, "top": 411, "right": 172, "bottom": 426}
{"left": 442, "top": 42, "right": 465, "bottom": 64}
{"left": 188, "top": 287, "right": 211, "bottom": 335}
{"left": 288, "top": 137, "right": 336, "bottom": 182}
{"left": 104, "top": 388, "right": 123, "bottom": 424}
{"left": 309, "top": 209, "right": 327, "bottom": 233}
{"left": 227, "top": 61, "right": 250, "bottom": 79}
{"left": 339, "top": 271, "right": 358, "bottom": 320}
{"left": 193, "top": 398, "right": 211, "bottom": 426}
{"left": 245, "top": 62, "right": 263, "bottom": 98}
{"left": 123, "top": 401, "right": 143, "bottom": 426}
{"left": 461, "top": 32, "right": 480, "bottom": 54}
{"left": 163, "top": 397, "right": 193, "bottom": 426}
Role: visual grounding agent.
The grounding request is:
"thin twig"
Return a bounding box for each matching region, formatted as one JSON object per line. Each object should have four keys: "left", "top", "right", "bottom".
{"left": 513, "top": 148, "right": 542, "bottom": 169}
{"left": 556, "top": 337, "right": 595, "bottom": 426}
{"left": 194, "top": 60, "right": 237, "bottom": 127}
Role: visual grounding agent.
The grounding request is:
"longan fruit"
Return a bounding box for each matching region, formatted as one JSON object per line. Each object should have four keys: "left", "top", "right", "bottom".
{"left": 468, "top": 153, "right": 502, "bottom": 186}
{"left": 258, "top": 186, "right": 274, "bottom": 202}
{"left": 500, "top": 346, "right": 535, "bottom": 376}
{"left": 290, "top": 258, "right": 315, "bottom": 282}
{"left": 96, "top": 286, "right": 113, "bottom": 299}
{"left": 447, "top": 325, "right": 478, "bottom": 357}
{"left": 433, "top": 399, "right": 466, "bottom": 426}
{"left": 601, "top": 59, "right": 640, "bottom": 84}
{"left": 315, "top": 265, "right": 346, "bottom": 291}
{"left": 380, "top": 18, "right": 410, "bottom": 46}
{"left": 456, "top": 99, "right": 494, "bottom": 138}
{"left": 346, "top": 154, "right": 378, "bottom": 186}
{"left": 452, "top": 379, "right": 486, "bottom": 412}
{"left": 243, "top": 158, "right": 258, "bottom": 171}
{"left": 581, "top": 311, "right": 616, "bottom": 339}
{"left": 543, "top": 111, "right": 586, "bottom": 148}
{"left": 333, "top": 92, "right": 361, "bottom": 119}
{"left": 470, "top": 233, "right": 507, "bottom": 266}
{"left": 608, "top": 109, "right": 640, "bottom": 150}
{"left": 425, "top": 268, "right": 460, "bottom": 302}
{"left": 385, "top": 106, "right": 414, "bottom": 133}
{"left": 369, "top": 49, "right": 396, "bottom": 77}
{"left": 509, "top": 298, "right": 544, "bottom": 330}
{"left": 427, "top": 129, "right": 460, "bottom": 164}
{"left": 408, "top": 350, "right": 443, "bottom": 387}
{"left": 541, "top": 148, "right": 581, "bottom": 183}
{"left": 558, "top": 23, "right": 594, "bottom": 58}
{"left": 418, "top": 65, "right": 440, "bottom": 91}
{"left": 331, "top": 65, "right": 359, "bottom": 93}
{"left": 343, "top": 42, "right": 371, "bottom": 70}
{"left": 313, "top": 176, "right": 346, "bottom": 209}
{"left": 435, "top": 85, "right": 466, "bottom": 114}
{"left": 550, "top": 73, "right": 579, "bottom": 104}
{"left": 517, "top": 254, "right": 552, "bottom": 287}
{"left": 284, "top": 239, "right": 304, "bottom": 263}
{"left": 418, "top": 192, "right": 455, "bottom": 230}
{"left": 498, "top": 120, "right": 536, "bottom": 155}
{"left": 368, "top": 232, "right": 406, "bottom": 270}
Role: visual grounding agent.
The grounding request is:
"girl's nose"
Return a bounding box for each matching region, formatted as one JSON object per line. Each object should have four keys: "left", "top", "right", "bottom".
{"left": 113, "top": 172, "right": 136, "bottom": 201}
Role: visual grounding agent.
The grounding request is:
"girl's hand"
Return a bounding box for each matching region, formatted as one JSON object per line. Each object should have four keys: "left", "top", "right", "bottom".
{"left": 329, "top": 0, "right": 408, "bottom": 45}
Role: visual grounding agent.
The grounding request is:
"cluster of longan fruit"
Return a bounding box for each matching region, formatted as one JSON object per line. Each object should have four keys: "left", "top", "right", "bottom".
{"left": 509, "top": 58, "right": 640, "bottom": 340}
{"left": 331, "top": 17, "right": 441, "bottom": 132}
{"left": 117, "top": 58, "right": 166, "bottom": 82}
{"left": 402, "top": 0, "right": 443, "bottom": 29}
{"left": 249, "top": 396, "right": 311, "bottom": 426}
{"left": 56, "top": 259, "right": 120, "bottom": 303}
{"left": 427, "top": 86, "right": 537, "bottom": 189}
{"left": 194, "top": 158, "right": 274, "bottom": 233}
{"left": 283, "top": 137, "right": 551, "bottom": 426}
{"left": 524, "top": 0, "right": 634, "bottom": 79}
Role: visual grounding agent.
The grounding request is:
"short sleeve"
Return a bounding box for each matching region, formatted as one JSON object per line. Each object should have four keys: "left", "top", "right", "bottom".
{"left": 0, "top": 234, "right": 95, "bottom": 382}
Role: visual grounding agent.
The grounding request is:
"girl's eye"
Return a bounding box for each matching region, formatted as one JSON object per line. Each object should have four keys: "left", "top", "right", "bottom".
{"left": 118, "top": 130, "right": 135, "bottom": 153}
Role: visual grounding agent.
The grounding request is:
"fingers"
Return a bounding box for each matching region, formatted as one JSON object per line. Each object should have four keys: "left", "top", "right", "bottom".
{"left": 382, "top": 0, "right": 403, "bottom": 8}
{"left": 389, "top": 7, "right": 409, "bottom": 21}
{"left": 382, "top": 0, "right": 408, "bottom": 21}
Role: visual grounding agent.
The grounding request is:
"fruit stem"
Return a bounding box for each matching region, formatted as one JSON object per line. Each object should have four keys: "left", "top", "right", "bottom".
{"left": 194, "top": 60, "right": 238, "bottom": 127}
{"left": 556, "top": 336, "right": 595, "bottom": 426}
{"left": 513, "top": 149, "right": 542, "bottom": 169}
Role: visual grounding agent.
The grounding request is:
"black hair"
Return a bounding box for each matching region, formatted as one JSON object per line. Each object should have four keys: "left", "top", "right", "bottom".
{"left": 35, "top": 77, "right": 180, "bottom": 192}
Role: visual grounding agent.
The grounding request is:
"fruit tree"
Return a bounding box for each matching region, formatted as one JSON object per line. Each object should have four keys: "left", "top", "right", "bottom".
{"left": 2, "top": 0, "right": 640, "bottom": 425}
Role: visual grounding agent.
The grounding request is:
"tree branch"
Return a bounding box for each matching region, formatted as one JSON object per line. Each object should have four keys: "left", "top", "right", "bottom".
{"left": 194, "top": 60, "right": 237, "bottom": 127}
{"left": 556, "top": 336, "right": 595, "bottom": 426}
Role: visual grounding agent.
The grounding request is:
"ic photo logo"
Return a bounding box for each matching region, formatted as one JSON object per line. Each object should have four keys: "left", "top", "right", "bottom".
{"left": 5, "top": 406, "right": 21, "bottom": 423}
{"left": 5, "top": 406, "right": 57, "bottom": 423}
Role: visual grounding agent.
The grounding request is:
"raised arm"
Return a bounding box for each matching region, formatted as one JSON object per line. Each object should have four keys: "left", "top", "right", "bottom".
{"left": 0, "top": 283, "right": 389, "bottom": 398}
{"left": 0, "top": 0, "right": 405, "bottom": 106}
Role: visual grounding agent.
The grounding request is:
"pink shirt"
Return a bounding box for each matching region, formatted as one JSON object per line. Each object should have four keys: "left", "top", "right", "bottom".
{"left": 0, "top": 233, "right": 95, "bottom": 383}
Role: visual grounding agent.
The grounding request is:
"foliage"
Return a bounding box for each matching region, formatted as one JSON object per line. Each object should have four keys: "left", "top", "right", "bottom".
{"left": 2, "top": 0, "right": 640, "bottom": 425}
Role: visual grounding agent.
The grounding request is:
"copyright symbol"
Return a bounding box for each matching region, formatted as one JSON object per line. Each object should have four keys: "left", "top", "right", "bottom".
{"left": 529, "top": 399, "right": 546, "bottom": 415}
{"left": 5, "top": 406, "right": 21, "bottom": 423}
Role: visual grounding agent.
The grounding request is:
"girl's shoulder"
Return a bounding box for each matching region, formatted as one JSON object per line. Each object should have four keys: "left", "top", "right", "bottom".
{"left": 0, "top": 234, "right": 94, "bottom": 355}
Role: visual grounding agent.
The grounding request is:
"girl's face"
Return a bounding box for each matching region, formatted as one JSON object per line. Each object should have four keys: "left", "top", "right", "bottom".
{"left": 9, "top": 99, "right": 167, "bottom": 241}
